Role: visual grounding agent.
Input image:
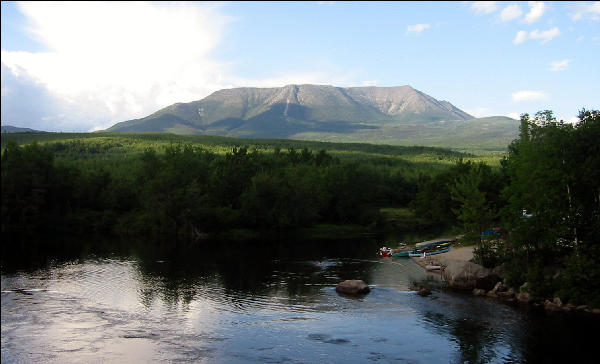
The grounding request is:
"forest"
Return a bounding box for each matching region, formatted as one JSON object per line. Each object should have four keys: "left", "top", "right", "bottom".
{"left": 2, "top": 109, "right": 599, "bottom": 306}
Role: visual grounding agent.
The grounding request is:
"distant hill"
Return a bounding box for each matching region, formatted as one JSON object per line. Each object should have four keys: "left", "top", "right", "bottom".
{"left": 106, "top": 84, "right": 519, "bottom": 149}
{"left": 1, "top": 125, "right": 44, "bottom": 133}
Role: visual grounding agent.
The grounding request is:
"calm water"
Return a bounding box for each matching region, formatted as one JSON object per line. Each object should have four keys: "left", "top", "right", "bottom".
{"left": 1, "top": 236, "right": 597, "bottom": 363}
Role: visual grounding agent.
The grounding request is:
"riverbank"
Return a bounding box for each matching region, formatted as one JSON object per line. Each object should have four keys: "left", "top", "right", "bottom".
{"left": 410, "top": 246, "right": 474, "bottom": 272}
{"left": 409, "top": 245, "right": 600, "bottom": 314}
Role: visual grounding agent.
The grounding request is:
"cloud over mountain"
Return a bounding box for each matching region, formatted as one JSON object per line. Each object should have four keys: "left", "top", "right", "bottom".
{"left": 1, "top": 2, "right": 231, "bottom": 131}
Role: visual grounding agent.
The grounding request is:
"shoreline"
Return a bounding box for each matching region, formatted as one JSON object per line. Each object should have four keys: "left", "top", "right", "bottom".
{"left": 410, "top": 245, "right": 474, "bottom": 273}
{"left": 409, "top": 245, "right": 600, "bottom": 314}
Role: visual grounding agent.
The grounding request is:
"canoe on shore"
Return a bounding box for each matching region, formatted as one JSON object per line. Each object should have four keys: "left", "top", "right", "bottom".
{"left": 409, "top": 247, "right": 451, "bottom": 257}
{"left": 392, "top": 248, "right": 414, "bottom": 257}
{"left": 415, "top": 238, "right": 455, "bottom": 250}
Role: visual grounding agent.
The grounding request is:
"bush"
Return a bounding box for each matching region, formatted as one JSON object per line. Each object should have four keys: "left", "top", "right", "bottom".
{"left": 473, "top": 239, "right": 500, "bottom": 268}
{"left": 558, "top": 249, "right": 600, "bottom": 307}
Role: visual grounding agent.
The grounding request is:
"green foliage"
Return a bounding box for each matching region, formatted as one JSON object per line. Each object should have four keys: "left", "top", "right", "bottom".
{"left": 500, "top": 109, "right": 600, "bottom": 306}
{"left": 1, "top": 136, "right": 435, "bottom": 237}
{"left": 558, "top": 247, "right": 600, "bottom": 307}
{"left": 1, "top": 141, "right": 57, "bottom": 232}
{"left": 524, "top": 262, "right": 557, "bottom": 301}
{"left": 450, "top": 166, "right": 495, "bottom": 235}
{"left": 472, "top": 239, "right": 501, "bottom": 268}
{"left": 413, "top": 159, "right": 503, "bottom": 229}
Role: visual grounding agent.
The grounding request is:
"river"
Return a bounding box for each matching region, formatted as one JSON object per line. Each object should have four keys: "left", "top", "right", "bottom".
{"left": 1, "top": 235, "right": 597, "bottom": 363}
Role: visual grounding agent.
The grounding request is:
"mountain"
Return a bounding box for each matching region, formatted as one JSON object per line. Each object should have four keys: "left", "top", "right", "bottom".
{"left": 1, "top": 125, "right": 44, "bottom": 133}
{"left": 107, "top": 84, "right": 519, "bottom": 148}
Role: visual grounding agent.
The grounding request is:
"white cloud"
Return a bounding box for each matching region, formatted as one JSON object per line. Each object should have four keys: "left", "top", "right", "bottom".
{"left": 530, "top": 27, "right": 561, "bottom": 43}
{"left": 506, "top": 112, "right": 521, "bottom": 120}
{"left": 525, "top": 1, "right": 547, "bottom": 23}
{"left": 471, "top": 2, "right": 498, "bottom": 14}
{"left": 513, "top": 27, "right": 560, "bottom": 44}
{"left": 570, "top": 2, "right": 600, "bottom": 21}
{"left": 1, "top": 2, "right": 232, "bottom": 131}
{"left": 406, "top": 23, "right": 430, "bottom": 35}
{"left": 511, "top": 90, "right": 549, "bottom": 102}
{"left": 500, "top": 4, "right": 523, "bottom": 21}
{"left": 513, "top": 30, "right": 529, "bottom": 44}
{"left": 549, "top": 59, "right": 571, "bottom": 71}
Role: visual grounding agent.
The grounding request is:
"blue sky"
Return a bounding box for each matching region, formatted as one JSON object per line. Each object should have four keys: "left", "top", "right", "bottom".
{"left": 1, "top": 1, "right": 599, "bottom": 132}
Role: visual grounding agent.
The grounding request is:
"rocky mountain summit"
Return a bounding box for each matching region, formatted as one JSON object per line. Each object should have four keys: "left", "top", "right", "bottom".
{"left": 107, "top": 84, "right": 518, "bottom": 148}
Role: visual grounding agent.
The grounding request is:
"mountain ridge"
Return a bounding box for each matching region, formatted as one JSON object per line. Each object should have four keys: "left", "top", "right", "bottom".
{"left": 106, "top": 84, "right": 518, "bottom": 148}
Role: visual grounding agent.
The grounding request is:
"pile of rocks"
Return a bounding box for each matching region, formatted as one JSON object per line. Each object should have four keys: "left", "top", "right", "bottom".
{"left": 472, "top": 283, "right": 600, "bottom": 314}
{"left": 437, "top": 260, "right": 600, "bottom": 314}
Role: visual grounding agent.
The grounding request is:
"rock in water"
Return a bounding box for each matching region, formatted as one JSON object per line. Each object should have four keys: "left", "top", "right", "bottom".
{"left": 336, "top": 280, "right": 370, "bottom": 295}
{"left": 417, "top": 288, "right": 432, "bottom": 296}
{"left": 473, "top": 288, "right": 486, "bottom": 296}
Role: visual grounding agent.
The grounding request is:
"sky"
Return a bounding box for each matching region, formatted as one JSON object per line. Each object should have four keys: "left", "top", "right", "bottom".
{"left": 1, "top": 1, "right": 599, "bottom": 132}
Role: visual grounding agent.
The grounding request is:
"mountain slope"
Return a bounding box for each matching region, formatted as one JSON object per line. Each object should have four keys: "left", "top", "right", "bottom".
{"left": 107, "top": 84, "right": 519, "bottom": 148}
{"left": 1, "top": 125, "right": 44, "bottom": 133}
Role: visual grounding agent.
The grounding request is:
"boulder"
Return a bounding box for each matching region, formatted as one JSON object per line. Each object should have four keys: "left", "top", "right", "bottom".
{"left": 491, "top": 281, "right": 507, "bottom": 293}
{"left": 576, "top": 305, "right": 588, "bottom": 311}
{"left": 491, "top": 264, "right": 506, "bottom": 279}
{"left": 473, "top": 288, "right": 486, "bottom": 296}
{"left": 417, "top": 288, "right": 432, "bottom": 297}
{"left": 336, "top": 280, "right": 370, "bottom": 295}
{"left": 497, "top": 288, "right": 515, "bottom": 298}
{"left": 593, "top": 308, "right": 600, "bottom": 314}
{"left": 516, "top": 292, "right": 531, "bottom": 303}
{"left": 545, "top": 299, "right": 561, "bottom": 312}
{"left": 487, "top": 290, "right": 498, "bottom": 298}
{"left": 553, "top": 297, "right": 563, "bottom": 308}
{"left": 441, "top": 259, "right": 497, "bottom": 290}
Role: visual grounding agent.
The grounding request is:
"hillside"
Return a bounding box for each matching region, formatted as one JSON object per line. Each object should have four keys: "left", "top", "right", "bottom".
{"left": 1, "top": 125, "right": 44, "bottom": 133}
{"left": 106, "top": 84, "right": 518, "bottom": 149}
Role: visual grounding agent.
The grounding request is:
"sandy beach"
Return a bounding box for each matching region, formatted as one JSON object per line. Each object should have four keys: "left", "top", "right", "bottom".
{"left": 410, "top": 246, "right": 474, "bottom": 272}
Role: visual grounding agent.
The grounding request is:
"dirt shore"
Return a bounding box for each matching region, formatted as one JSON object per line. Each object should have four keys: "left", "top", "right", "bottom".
{"left": 410, "top": 246, "right": 474, "bottom": 272}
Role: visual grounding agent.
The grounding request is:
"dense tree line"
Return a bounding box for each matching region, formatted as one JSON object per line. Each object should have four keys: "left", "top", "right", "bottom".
{"left": 405, "top": 109, "right": 600, "bottom": 305}
{"left": 500, "top": 109, "right": 600, "bottom": 305}
{"left": 1, "top": 143, "right": 417, "bottom": 237}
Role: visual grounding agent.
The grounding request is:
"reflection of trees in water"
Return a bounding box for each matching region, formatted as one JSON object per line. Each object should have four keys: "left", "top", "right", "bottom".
{"left": 2, "top": 234, "right": 379, "bottom": 310}
{"left": 130, "top": 237, "right": 378, "bottom": 309}
{"left": 417, "top": 295, "right": 526, "bottom": 364}
{"left": 421, "top": 311, "right": 509, "bottom": 364}
{"left": 520, "top": 312, "right": 600, "bottom": 363}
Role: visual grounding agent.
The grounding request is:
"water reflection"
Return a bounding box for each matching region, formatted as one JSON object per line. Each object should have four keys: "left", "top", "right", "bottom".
{"left": 2, "top": 235, "right": 599, "bottom": 363}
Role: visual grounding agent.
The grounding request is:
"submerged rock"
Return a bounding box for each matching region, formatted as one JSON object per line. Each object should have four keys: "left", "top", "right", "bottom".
{"left": 417, "top": 288, "right": 432, "bottom": 296}
{"left": 335, "top": 280, "right": 370, "bottom": 295}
